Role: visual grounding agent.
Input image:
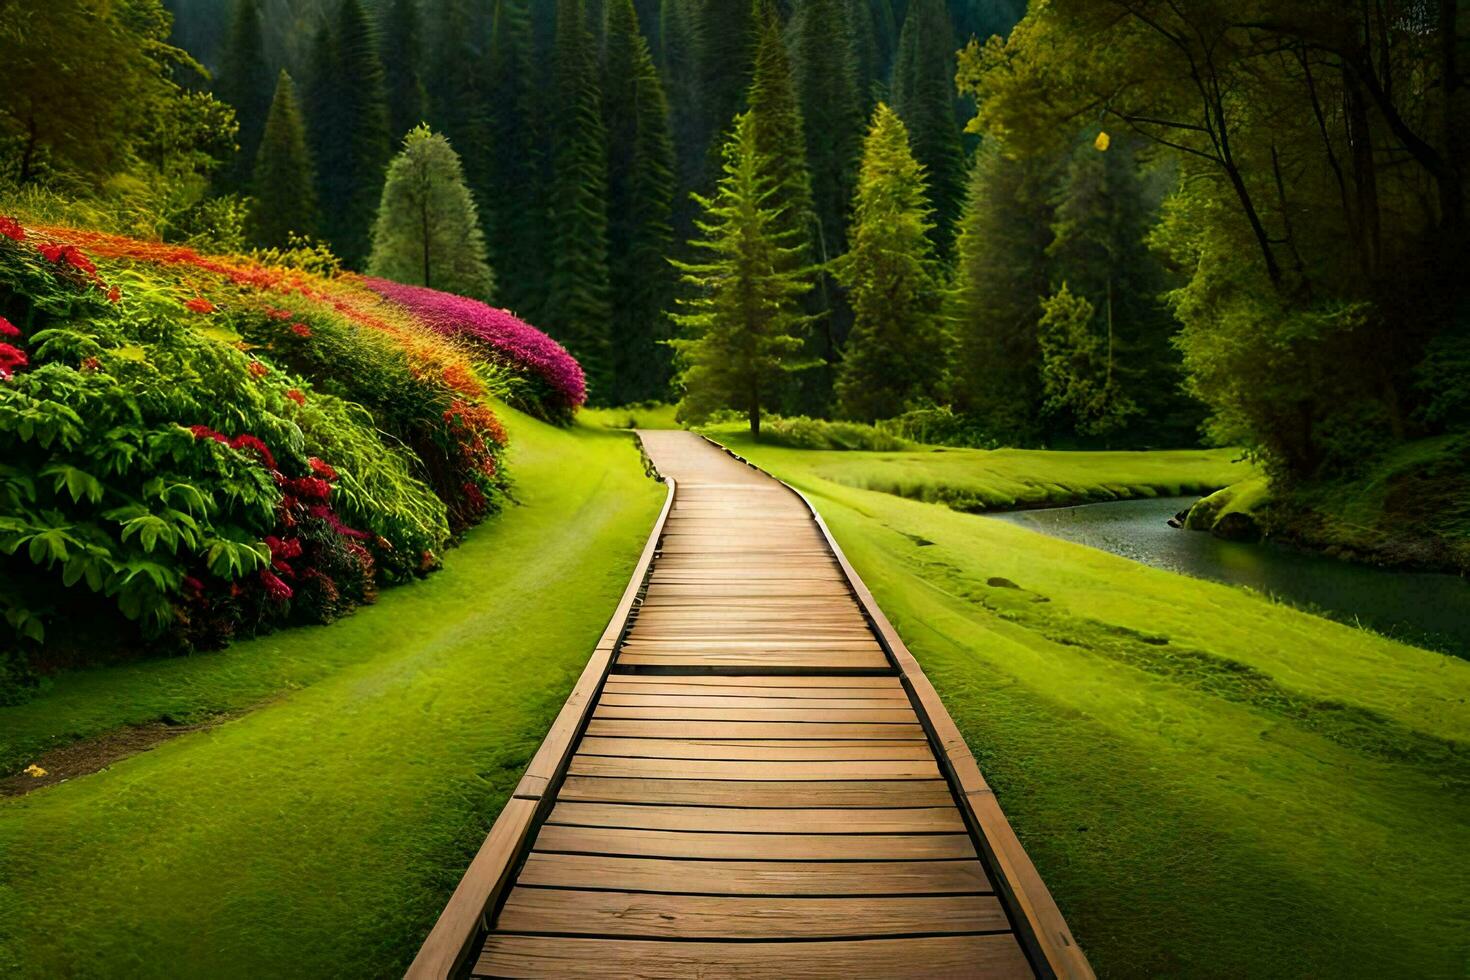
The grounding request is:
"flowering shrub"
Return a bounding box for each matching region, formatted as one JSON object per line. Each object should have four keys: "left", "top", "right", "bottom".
{"left": 0, "top": 214, "right": 574, "bottom": 693}
{"left": 363, "top": 277, "right": 587, "bottom": 423}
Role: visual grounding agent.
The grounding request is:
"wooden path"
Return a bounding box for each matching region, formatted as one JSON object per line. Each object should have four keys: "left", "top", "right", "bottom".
{"left": 409, "top": 431, "right": 1089, "bottom": 979}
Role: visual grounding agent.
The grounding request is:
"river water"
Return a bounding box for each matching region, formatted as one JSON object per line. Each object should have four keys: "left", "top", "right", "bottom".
{"left": 990, "top": 496, "right": 1470, "bottom": 659}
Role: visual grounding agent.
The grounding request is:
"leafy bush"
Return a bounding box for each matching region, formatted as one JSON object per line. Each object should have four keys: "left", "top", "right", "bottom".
{"left": 757, "top": 415, "right": 912, "bottom": 451}
{"left": 0, "top": 213, "right": 572, "bottom": 688}
{"left": 363, "top": 277, "right": 586, "bottom": 423}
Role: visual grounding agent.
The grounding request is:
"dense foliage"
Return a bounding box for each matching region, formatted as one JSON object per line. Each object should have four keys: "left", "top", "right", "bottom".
{"left": 0, "top": 213, "right": 580, "bottom": 692}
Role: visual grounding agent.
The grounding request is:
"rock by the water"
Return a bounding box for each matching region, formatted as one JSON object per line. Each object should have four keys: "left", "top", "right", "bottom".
{"left": 1213, "top": 511, "right": 1262, "bottom": 542}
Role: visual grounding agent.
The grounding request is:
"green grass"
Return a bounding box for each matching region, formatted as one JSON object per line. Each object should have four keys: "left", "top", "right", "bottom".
{"left": 709, "top": 427, "right": 1254, "bottom": 512}
{"left": 717, "top": 435, "right": 1470, "bottom": 979}
{"left": 0, "top": 405, "right": 664, "bottom": 978}
{"left": 578, "top": 402, "right": 682, "bottom": 431}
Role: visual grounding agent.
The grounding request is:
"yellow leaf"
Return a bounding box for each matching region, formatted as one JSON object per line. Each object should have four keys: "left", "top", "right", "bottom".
{"left": 24, "top": 764, "right": 47, "bottom": 778}
{"left": 1094, "top": 131, "right": 1111, "bottom": 152}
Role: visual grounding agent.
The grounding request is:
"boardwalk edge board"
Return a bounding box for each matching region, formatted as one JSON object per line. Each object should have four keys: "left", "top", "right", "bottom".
{"left": 405, "top": 437, "right": 677, "bottom": 980}
{"left": 697, "top": 435, "right": 1092, "bottom": 980}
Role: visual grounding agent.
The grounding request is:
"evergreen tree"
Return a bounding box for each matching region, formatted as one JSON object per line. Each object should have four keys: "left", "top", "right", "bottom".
{"left": 248, "top": 70, "right": 318, "bottom": 249}
{"left": 547, "top": 0, "right": 614, "bottom": 399}
{"left": 747, "top": 1, "right": 814, "bottom": 263}
{"left": 604, "top": 0, "right": 678, "bottom": 403}
{"left": 483, "top": 0, "right": 547, "bottom": 321}
{"left": 847, "top": 0, "right": 882, "bottom": 110}
{"left": 693, "top": 0, "right": 757, "bottom": 164}
{"left": 380, "top": 0, "right": 427, "bottom": 142}
{"left": 835, "top": 103, "right": 944, "bottom": 421}
{"left": 1036, "top": 283, "right": 1139, "bottom": 438}
{"left": 305, "top": 0, "right": 393, "bottom": 268}
{"left": 947, "top": 141, "right": 1059, "bottom": 441}
{"left": 891, "top": 0, "right": 964, "bottom": 251}
{"left": 368, "top": 126, "right": 495, "bottom": 300}
{"left": 660, "top": 0, "right": 704, "bottom": 246}
{"left": 670, "top": 112, "right": 815, "bottom": 437}
{"left": 424, "top": 0, "right": 491, "bottom": 196}
{"left": 217, "top": 0, "right": 272, "bottom": 190}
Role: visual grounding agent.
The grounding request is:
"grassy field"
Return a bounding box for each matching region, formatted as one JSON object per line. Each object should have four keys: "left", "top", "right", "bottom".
{"left": 579, "top": 401, "right": 682, "bottom": 430}
{"left": 0, "top": 406, "right": 664, "bottom": 977}
{"left": 707, "top": 426, "right": 1253, "bottom": 512}
{"left": 718, "top": 435, "right": 1470, "bottom": 979}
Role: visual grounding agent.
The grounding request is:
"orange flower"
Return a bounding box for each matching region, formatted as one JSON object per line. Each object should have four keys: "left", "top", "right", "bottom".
{"left": 185, "top": 296, "right": 215, "bottom": 314}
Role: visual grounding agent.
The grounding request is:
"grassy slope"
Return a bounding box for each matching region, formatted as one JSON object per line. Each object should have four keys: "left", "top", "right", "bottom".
{"left": 720, "top": 435, "right": 1470, "bottom": 979}
{"left": 708, "top": 428, "right": 1254, "bottom": 512}
{"left": 0, "top": 407, "right": 663, "bottom": 978}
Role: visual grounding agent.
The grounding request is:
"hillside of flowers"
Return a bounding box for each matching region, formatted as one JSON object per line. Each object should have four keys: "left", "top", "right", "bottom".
{"left": 0, "top": 216, "right": 581, "bottom": 698}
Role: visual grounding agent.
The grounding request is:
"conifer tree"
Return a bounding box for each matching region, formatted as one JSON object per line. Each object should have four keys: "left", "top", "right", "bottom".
{"left": 835, "top": 103, "right": 944, "bottom": 421}
{"left": 947, "top": 141, "right": 1059, "bottom": 440}
{"left": 660, "top": 0, "right": 704, "bottom": 245}
{"left": 747, "top": 1, "right": 814, "bottom": 264}
{"left": 547, "top": 0, "right": 614, "bottom": 399}
{"left": 483, "top": 0, "right": 547, "bottom": 321}
{"left": 891, "top": 0, "right": 964, "bottom": 251}
{"left": 847, "top": 0, "right": 882, "bottom": 110}
{"left": 305, "top": 0, "right": 393, "bottom": 268}
{"left": 424, "top": 0, "right": 492, "bottom": 196}
{"left": 217, "top": 0, "right": 272, "bottom": 190}
{"left": 248, "top": 71, "right": 318, "bottom": 249}
{"left": 693, "top": 0, "right": 757, "bottom": 163}
{"left": 670, "top": 112, "right": 815, "bottom": 438}
{"left": 604, "top": 0, "right": 677, "bottom": 402}
{"left": 368, "top": 126, "right": 496, "bottom": 300}
{"left": 790, "top": 0, "right": 863, "bottom": 266}
{"left": 381, "top": 0, "right": 427, "bottom": 142}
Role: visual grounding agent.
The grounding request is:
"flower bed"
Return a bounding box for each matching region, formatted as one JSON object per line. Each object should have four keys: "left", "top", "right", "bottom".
{"left": 0, "top": 218, "right": 575, "bottom": 695}
{"left": 363, "top": 278, "right": 586, "bottom": 423}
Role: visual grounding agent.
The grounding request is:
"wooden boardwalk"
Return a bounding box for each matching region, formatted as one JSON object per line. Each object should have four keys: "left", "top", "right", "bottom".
{"left": 409, "top": 431, "right": 1089, "bottom": 979}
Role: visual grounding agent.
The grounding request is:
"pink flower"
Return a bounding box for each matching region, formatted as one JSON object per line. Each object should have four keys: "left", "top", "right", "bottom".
{"left": 260, "top": 568, "right": 293, "bottom": 602}
{"left": 0, "top": 316, "right": 19, "bottom": 339}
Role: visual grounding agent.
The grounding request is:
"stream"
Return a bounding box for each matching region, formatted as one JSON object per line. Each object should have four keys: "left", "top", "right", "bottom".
{"left": 990, "top": 496, "right": 1470, "bottom": 659}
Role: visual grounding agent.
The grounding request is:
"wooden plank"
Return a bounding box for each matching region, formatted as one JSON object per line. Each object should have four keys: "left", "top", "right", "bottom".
{"left": 604, "top": 674, "right": 900, "bottom": 689}
{"left": 532, "top": 826, "right": 976, "bottom": 861}
{"left": 582, "top": 720, "right": 925, "bottom": 740}
{"left": 592, "top": 705, "right": 915, "bottom": 723}
{"left": 598, "top": 694, "right": 909, "bottom": 709}
{"left": 557, "top": 776, "right": 957, "bottom": 808}
{"left": 599, "top": 683, "right": 908, "bottom": 700}
{"left": 544, "top": 802, "right": 968, "bottom": 834}
{"left": 616, "top": 651, "right": 891, "bottom": 669}
{"left": 495, "top": 890, "right": 1008, "bottom": 940}
{"left": 566, "top": 756, "right": 942, "bottom": 781}
{"left": 515, "top": 853, "right": 993, "bottom": 895}
{"left": 575, "top": 738, "right": 933, "bottom": 761}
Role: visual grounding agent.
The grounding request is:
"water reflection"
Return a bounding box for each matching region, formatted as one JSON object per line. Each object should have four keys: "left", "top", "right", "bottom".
{"left": 990, "top": 496, "right": 1470, "bottom": 659}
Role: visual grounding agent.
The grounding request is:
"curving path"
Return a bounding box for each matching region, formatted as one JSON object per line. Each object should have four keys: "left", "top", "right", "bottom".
{"left": 410, "top": 431, "right": 1089, "bottom": 978}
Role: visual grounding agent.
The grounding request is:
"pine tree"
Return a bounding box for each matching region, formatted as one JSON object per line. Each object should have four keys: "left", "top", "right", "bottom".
{"left": 891, "top": 0, "right": 964, "bottom": 251}
{"left": 483, "top": 0, "right": 547, "bottom": 321}
{"left": 847, "top": 0, "right": 882, "bottom": 110}
{"left": 670, "top": 111, "right": 815, "bottom": 437}
{"left": 947, "top": 141, "right": 1059, "bottom": 441}
{"left": 547, "top": 0, "right": 614, "bottom": 399}
{"left": 381, "top": 0, "right": 427, "bottom": 142}
{"left": 305, "top": 0, "right": 393, "bottom": 268}
{"left": 248, "top": 70, "right": 318, "bottom": 249}
{"left": 424, "top": 0, "right": 492, "bottom": 198}
{"left": 747, "top": 1, "right": 814, "bottom": 262}
{"left": 835, "top": 103, "right": 944, "bottom": 421}
{"left": 368, "top": 126, "right": 495, "bottom": 300}
{"left": 693, "top": 0, "right": 757, "bottom": 163}
{"left": 217, "top": 0, "right": 272, "bottom": 190}
{"left": 660, "top": 0, "right": 704, "bottom": 246}
{"left": 604, "top": 0, "right": 678, "bottom": 403}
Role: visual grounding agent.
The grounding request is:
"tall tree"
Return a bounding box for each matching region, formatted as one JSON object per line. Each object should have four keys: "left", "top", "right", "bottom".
{"left": 847, "top": 0, "right": 883, "bottom": 109}
{"left": 891, "top": 0, "right": 964, "bottom": 250}
{"left": 693, "top": 0, "right": 757, "bottom": 165}
{"left": 546, "top": 0, "right": 614, "bottom": 399}
{"left": 789, "top": 0, "right": 865, "bottom": 405}
{"left": 380, "top": 0, "right": 427, "bottom": 143}
{"left": 660, "top": 0, "right": 704, "bottom": 245}
{"left": 835, "top": 104, "right": 944, "bottom": 421}
{"left": 305, "top": 0, "right": 393, "bottom": 267}
{"left": 603, "top": 0, "right": 678, "bottom": 402}
{"left": 248, "top": 71, "right": 318, "bottom": 248}
{"left": 670, "top": 112, "right": 815, "bottom": 437}
{"left": 483, "top": 0, "right": 547, "bottom": 321}
{"left": 424, "top": 0, "right": 491, "bottom": 194}
{"left": 216, "top": 0, "right": 272, "bottom": 190}
{"left": 747, "top": 1, "right": 815, "bottom": 262}
{"left": 1036, "top": 282, "right": 1139, "bottom": 438}
{"left": 368, "top": 126, "right": 495, "bottom": 300}
{"left": 947, "top": 141, "right": 1058, "bottom": 441}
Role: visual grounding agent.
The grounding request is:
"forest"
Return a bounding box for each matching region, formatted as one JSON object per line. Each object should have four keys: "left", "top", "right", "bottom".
{"left": 2, "top": 1, "right": 1469, "bottom": 977}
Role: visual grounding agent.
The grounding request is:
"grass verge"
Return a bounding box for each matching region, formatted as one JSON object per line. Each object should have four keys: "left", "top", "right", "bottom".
{"left": 0, "top": 405, "right": 663, "bottom": 977}
{"left": 720, "top": 435, "right": 1470, "bottom": 979}
{"left": 709, "top": 428, "right": 1252, "bottom": 512}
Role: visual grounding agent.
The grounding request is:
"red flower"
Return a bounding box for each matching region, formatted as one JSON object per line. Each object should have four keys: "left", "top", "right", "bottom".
{"left": 308, "top": 457, "right": 338, "bottom": 481}
{"left": 260, "top": 568, "right": 293, "bottom": 602}
{"left": 0, "top": 343, "right": 27, "bottom": 380}
{"left": 0, "top": 316, "right": 19, "bottom": 339}
{"left": 289, "top": 322, "right": 312, "bottom": 338}
{"left": 62, "top": 246, "right": 96, "bottom": 274}
{"left": 188, "top": 424, "right": 228, "bottom": 444}
{"left": 107, "top": 286, "right": 121, "bottom": 303}
{"left": 248, "top": 360, "right": 269, "bottom": 378}
{"left": 288, "top": 476, "right": 332, "bottom": 502}
{"left": 267, "top": 308, "right": 294, "bottom": 321}
{"left": 184, "top": 296, "right": 215, "bottom": 314}
{"left": 81, "top": 356, "right": 101, "bottom": 373}
{"left": 0, "top": 216, "right": 24, "bottom": 242}
{"left": 286, "top": 388, "right": 306, "bottom": 406}
{"left": 182, "top": 576, "right": 204, "bottom": 595}
{"left": 228, "top": 433, "right": 277, "bottom": 470}
{"left": 264, "top": 535, "right": 303, "bottom": 560}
